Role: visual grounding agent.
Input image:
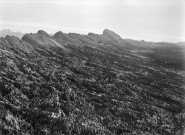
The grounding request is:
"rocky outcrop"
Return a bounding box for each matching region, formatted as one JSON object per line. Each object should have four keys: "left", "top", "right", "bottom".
{"left": 37, "top": 30, "right": 51, "bottom": 37}
{"left": 68, "top": 33, "right": 97, "bottom": 46}
{"left": 53, "top": 31, "right": 78, "bottom": 44}
{"left": 0, "top": 36, "right": 32, "bottom": 52}
{"left": 86, "top": 32, "right": 110, "bottom": 44}
{"left": 103, "top": 29, "right": 122, "bottom": 42}
{"left": 0, "top": 29, "right": 184, "bottom": 135}
{"left": 22, "top": 30, "right": 64, "bottom": 49}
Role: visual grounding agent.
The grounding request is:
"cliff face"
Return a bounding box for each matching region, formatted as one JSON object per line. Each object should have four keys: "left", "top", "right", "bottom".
{"left": 0, "top": 29, "right": 184, "bottom": 135}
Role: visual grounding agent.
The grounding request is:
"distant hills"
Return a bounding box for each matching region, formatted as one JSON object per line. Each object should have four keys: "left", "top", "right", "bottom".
{"left": 0, "top": 29, "right": 24, "bottom": 39}
{"left": 176, "top": 42, "right": 185, "bottom": 46}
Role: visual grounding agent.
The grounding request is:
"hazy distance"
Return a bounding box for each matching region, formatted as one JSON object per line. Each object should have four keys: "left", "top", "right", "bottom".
{"left": 0, "top": 0, "right": 185, "bottom": 42}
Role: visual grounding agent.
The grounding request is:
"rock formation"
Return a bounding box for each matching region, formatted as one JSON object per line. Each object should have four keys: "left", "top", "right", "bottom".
{"left": 0, "top": 29, "right": 184, "bottom": 135}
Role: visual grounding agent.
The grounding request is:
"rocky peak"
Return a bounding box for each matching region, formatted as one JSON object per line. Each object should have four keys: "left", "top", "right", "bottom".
{"left": 0, "top": 35, "right": 33, "bottom": 51}
{"left": 53, "top": 31, "right": 65, "bottom": 39}
{"left": 5, "top": 35, "right": 22, "bottom": 47}
{"left": 37, "top": 30, "right": 50, "bottom": 37}
{"left": 103, "top": 29, "right": 122, "bottom": 42}
{"left": 53, "top": 31, "right": 78, "bottom": 43}
{"left": 68, "top": 33, "right": 97, "bottom": 45}
{"left": 5, "top": 35, "right": 20, "bottom": 42}
{"left": 87, "top": 32, "right": 109, "bottom": 43}
{"left": 22, "top": 33, "right": 40, "bottom": 47}
{"left": 88, "top": 32, "right": 95, "bottom": 36}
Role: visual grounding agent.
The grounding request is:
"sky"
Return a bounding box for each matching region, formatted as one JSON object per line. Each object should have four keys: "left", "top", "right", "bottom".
{"left": 0, "top": 0, "right": 185, "bottom": 42}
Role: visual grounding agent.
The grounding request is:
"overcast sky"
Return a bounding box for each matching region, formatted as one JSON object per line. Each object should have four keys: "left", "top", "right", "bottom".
{"left": 0, "top": 0, "right": 185, "bottom": 42}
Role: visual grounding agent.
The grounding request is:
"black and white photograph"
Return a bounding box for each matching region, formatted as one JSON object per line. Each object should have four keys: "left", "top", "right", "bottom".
{"left": 0, "top": 0, "right": 185, "bottom": 134}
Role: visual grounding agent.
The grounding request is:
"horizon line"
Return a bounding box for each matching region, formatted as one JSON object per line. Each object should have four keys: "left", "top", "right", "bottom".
{"left": 0, "top": 27, "right": 184, "bottom": 44}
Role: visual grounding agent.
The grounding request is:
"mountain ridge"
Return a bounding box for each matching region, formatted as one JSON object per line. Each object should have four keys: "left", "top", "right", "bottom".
{"left": 0, "top": 28, "right": 184, "bottom": 135}
{"left": 0, "top": 29, "right": 184, "bottom": 69}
